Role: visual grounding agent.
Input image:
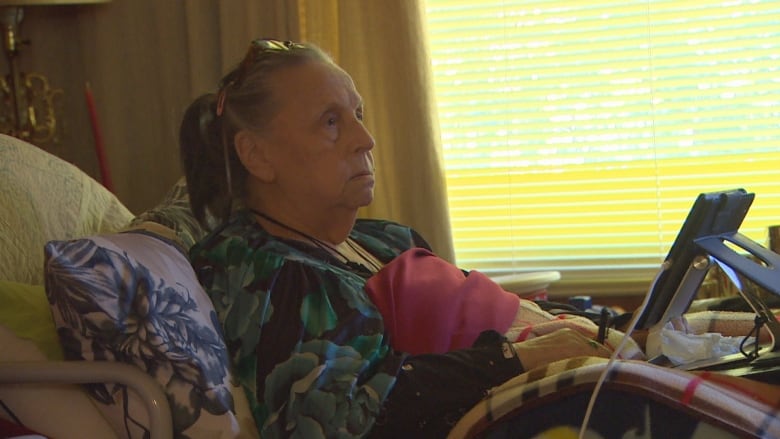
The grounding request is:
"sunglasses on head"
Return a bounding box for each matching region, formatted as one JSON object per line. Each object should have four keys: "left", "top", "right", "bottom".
{"left": 250, "top": 38, "right": 304, "bottom": 52}
{"left": 234, "top": 39, "right": 306, "bottom": 86}
{"left": 216, "top": 38, "right": 306, "bottom": 116}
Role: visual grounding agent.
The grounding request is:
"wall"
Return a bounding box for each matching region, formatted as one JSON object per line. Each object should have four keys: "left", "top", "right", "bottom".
{"left": 1, "top": 5, "right": 105, "bottom": 191}
{"left": 0, "top": 2, "right": 231, "bottom": 215}
{"left": 0, "top": 1, "right": 457, "bottom": 261}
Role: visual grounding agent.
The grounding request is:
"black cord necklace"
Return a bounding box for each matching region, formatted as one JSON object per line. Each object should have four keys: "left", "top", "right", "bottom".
{"left": 344, "top": 239, "right": 382, "bottom": 272}
{"left": 249, "top": 209, "right": 380, "bottom": 272}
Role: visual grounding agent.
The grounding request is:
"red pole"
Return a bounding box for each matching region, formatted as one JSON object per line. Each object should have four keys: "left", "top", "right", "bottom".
{"left": 84, "top": 81, "right": 114, "bottom": 192}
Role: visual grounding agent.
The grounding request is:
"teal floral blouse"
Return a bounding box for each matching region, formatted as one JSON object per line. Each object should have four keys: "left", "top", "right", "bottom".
{"left": 189, "top": 210, "right": 430, "bottom": 438}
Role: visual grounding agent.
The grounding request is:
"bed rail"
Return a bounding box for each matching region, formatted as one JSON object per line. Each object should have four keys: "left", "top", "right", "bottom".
{"left": 0, "top": 360, "right": 173, "bottom": 438}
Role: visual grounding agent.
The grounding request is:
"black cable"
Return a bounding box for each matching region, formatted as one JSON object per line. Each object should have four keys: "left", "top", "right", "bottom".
{"left": 739, "top": 315, "right": 764, "bottom": 360}
{"left": 597, "top": 307, "right": 611, "bottom": 344}
{"left": 249, "top": 208, "right": 379, "bottom": 272}
{"left": 0, "top": 399, "right": 23, "bottom": 426}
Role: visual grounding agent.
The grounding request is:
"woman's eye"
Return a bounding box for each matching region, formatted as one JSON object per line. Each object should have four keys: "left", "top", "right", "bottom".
{"left": 356, "top": 109, "right": 364, "bottom": 121}
{"left": 327, "top": 117, "right": 337, "bottom": 127}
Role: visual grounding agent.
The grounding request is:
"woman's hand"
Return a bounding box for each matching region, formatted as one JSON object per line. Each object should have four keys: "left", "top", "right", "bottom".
{"left": 512, "top": 328, "right": 613, "bottom": 371}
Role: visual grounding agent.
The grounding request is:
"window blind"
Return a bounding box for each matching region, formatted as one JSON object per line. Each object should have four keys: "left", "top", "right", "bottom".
{"left": 424, "top": 0, "right": 780, "bottom": 296}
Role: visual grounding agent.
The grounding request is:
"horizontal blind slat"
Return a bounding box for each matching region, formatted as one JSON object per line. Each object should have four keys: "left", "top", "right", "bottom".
{"left": 425, "top": 0, "right": 780, "bottom": 294}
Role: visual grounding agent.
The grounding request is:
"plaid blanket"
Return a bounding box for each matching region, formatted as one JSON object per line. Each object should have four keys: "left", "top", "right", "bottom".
{"left": 448, "top": 356, "right": 780, "bottom": 438}
{"left": 505, "top": 299, "right": 646, "bottom": 360}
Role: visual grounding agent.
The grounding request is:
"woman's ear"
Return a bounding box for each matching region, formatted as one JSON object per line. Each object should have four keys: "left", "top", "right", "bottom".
{"left": 234, "top": 130, "right": 275, "bottom": 182}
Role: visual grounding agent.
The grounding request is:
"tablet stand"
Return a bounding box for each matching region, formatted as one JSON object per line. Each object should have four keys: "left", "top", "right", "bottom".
{"left": 694, "top": 232, "right": 780, "bottom": 366}
{"left": 649, "top": 236, "right": 780, "bottom": 362}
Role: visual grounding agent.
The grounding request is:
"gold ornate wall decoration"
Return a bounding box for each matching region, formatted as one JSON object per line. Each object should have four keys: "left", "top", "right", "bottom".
{"left": 0, "top": 1, "right": 111, "bottom": 148}
{"left": 0, "top": 70, "right": 63, "bottom": 144}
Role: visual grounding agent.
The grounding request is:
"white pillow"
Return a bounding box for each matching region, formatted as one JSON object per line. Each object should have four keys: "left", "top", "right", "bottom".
{"left": 0, "top": 134, "right": 133, "bottom": 284}
{"left": 45, "top": 229, "right": 258, "bottom": 439}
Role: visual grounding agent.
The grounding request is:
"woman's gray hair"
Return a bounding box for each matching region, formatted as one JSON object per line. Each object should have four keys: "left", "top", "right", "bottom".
{"left": 179, "top": 40, "right": 333, "bottom": 227}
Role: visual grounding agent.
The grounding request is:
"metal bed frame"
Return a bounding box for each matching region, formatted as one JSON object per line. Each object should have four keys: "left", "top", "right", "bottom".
{"left": 0, "top": 360, "right": 173, "bottom": 438}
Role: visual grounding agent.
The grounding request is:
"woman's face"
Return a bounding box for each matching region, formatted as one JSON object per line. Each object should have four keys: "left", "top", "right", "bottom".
{"left": 257, "top": 60, "right": 376, "bottom": 216}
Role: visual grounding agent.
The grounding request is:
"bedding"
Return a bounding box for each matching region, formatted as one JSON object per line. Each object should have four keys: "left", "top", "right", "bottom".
{"left": 0, "top": 134, "right": 133, "bottom": 285}
{"left": 450, "top": 356, "right": 780, "bottom": 438}
{"left": 44, "top": 227, "right": 257, "bottom": 439}
{"left": 0, "top": 135, "right": 257, "bottom": 438}
{"left": 0, "top": 324, "right": 118, "bottom": 438}
{"left": 128, "top": 177, "right": 215, "bottom": 250}
{"left": 0, "top": 280, "right": 62, "bottom": 360}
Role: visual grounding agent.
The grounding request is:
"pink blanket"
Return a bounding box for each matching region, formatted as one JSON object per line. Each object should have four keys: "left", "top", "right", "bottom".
{"left": 364, "top": 248, "right": 520, "bottom": 354}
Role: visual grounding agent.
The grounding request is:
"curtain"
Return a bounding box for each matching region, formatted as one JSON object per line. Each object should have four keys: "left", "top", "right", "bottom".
{"left": 296, "top": 0, "right": 455, "bottom": 261}
{"left": 14, "top": 0, "right": 454, "bottom": 260}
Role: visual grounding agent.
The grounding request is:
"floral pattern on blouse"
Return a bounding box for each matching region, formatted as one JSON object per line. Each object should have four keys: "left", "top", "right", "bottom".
{"left": 190, "top": 210, "right": 429, "bottom": 438}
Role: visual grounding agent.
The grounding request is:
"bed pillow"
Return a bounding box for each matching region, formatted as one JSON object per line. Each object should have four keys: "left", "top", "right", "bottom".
{"left": 0, "top": 280, "right": 62, "bottom": 360}
{"left": 0, "top": 134, "right": 133, "bottom": 284}
{"left": 44, "top": 228, "right": 258, "bottom": 439}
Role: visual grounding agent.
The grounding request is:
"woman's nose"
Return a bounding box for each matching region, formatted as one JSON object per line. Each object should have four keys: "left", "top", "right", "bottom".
{"left": 351, "top": 120, "right": 375, "bottom": 152}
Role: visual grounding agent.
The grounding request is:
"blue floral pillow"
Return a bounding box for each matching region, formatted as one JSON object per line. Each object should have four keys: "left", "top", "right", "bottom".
{"left": 44, "top": 229, "right": 257, "bottom": 438}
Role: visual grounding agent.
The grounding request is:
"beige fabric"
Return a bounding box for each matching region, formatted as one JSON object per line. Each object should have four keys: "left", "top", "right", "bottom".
{"left": 127, "top": 177, "right": 216, "bottom": 251}
{"left": 0, "top": 135, "right": 133, "bottom": 284}
{"left": 298, "top": 0, "right": 456, "bottom": 262}
{"left": 683, "top": 310, "right": 773, "bottom": 345}
{"left": 504, "top": 299, "right": 646, "bottom": 361}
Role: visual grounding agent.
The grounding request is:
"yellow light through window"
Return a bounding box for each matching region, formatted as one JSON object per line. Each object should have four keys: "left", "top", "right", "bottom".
{"left": 424, "top": 0, "right": 780, "bottom": 296}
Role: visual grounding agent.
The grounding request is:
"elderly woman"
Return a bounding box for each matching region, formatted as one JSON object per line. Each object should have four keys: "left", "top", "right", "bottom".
{"left": 182, "top": 39, "right": 627, "bottom": 438}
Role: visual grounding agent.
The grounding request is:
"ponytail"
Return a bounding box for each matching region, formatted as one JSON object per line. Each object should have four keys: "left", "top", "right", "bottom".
{"left": 179, "top": 93, "right": 235, "bottom": 227}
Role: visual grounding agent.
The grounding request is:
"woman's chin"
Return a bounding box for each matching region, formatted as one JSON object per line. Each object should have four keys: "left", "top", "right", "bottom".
{"left": 358, "top": 192, "right": 374, "bottom": 207}
{"left": 354, "top": 189, "right": 374, "bottom": 208}
{"left": 342, "top": 180, "right": 374, "bottom": 209}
